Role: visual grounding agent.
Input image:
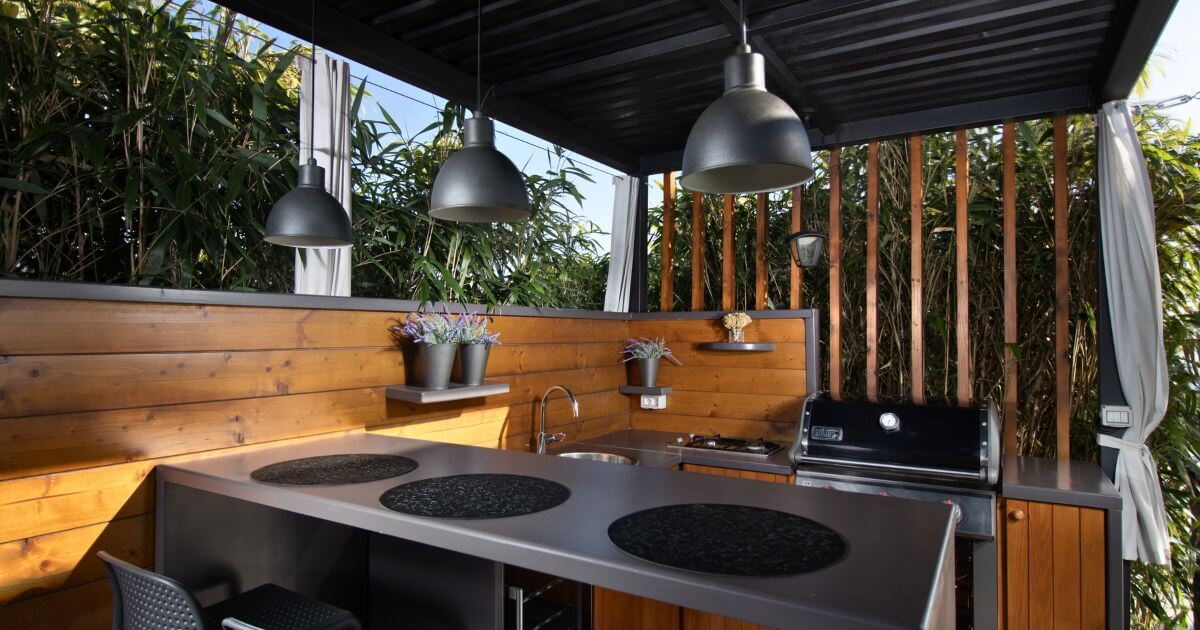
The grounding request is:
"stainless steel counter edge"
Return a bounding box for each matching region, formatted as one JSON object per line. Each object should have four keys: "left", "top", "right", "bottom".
{"left": 158, "top": 433, "right": 954, "bottom": 629}
{"left": 1001, "top": 455, "right": 1123, "bottom": 511}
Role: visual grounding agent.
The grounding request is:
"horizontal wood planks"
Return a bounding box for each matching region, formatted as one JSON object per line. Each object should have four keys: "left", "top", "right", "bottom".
{"left": 0, "top": 297, "right": 631, "bottom": 622}
{"left": 627, "top": 318, "right": 808, "bottom": 440}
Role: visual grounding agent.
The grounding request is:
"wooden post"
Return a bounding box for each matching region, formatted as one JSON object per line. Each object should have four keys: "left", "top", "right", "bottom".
{"left": 909, "top": 134, "right": 925, "bottom": 405}
{"left": 755, "top": 193, "right": 768, "bottom": 309}
{"left": 866, "top": 141, "right": 880, "bottom": 403}
{"left": 660, "top": 173, "right": 675, "bottom": 312}
{"left": 722, "top": 194, "right": 734, "bottom": 310}
{"left": 790, "top": 186, "right": 803, "bottom": 309}
{"left": 1054, "top": 114, "right": 1071, "bottom": 460}
{"left": 1003, "top": 121, "right": 1018, "bottom": 454}
{"left": 828, "top": 149, "right": 842, "bottom": 399}
{"left": 690, "top": 193, "right": 705, "bottom": 311}
{"left": 955, "top": 129, "right": 972, "bottom": 406}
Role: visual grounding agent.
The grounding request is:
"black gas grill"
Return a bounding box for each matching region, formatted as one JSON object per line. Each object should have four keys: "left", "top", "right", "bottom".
{"left": 788, "top": 392, "right": 1002, "bottom": 629}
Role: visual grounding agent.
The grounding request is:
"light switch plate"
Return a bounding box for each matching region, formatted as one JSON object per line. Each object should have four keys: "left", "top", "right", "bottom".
{"left": 1101, "top": 404, "right": 1132, "bottom": 428}
{"left": 640, "top": 394, "right": 667, "bottom": 410}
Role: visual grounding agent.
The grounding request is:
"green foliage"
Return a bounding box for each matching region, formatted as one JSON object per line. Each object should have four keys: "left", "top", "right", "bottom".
{"left": 0, "top": 0, "right": 608, "bottom": 307}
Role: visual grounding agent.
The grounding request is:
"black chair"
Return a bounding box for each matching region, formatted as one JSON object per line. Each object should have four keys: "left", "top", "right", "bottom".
{"left": 98, "top": 551, "right": 361, "bottom": 630}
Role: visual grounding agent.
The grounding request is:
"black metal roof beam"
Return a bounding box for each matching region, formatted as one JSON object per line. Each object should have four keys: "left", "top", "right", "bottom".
{"left": 213, "top": 0, "right": 641, "bottom": 172}
{"left": 494, "top": 0, "right": 871, "bottom": 98}
{"left": 1094, "top": 0, "right": 1179, "bottom": 102}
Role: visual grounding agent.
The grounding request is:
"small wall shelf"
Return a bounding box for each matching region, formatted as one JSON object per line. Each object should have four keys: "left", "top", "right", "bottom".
{"left": 386, "top": 381, "right": 509, "bottom": 404}
{"left": 697, "top": 342, "right": 776, "bottom": 352}
{"left": 618, "top": 385, "right": 673, "bottom": 396}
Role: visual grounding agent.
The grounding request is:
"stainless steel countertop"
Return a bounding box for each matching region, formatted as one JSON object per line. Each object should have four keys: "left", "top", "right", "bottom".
{"left": 160, "top": 433, "right": 954, "bottom": 629}
{"left": 1002, "top": 455, "right": 1122, "bottom": 511}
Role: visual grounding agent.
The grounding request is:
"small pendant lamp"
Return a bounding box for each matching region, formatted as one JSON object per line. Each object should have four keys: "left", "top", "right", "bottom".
{"left": 680, "top": 2, "right": 814, "bottom": 195}
{"left": 786, "top": 189, "right": 826, "bottom": 269}
{"left": 429, "top": 0, "right": 531, "bottom": 223}
{"left": 265, "top": 0, "right": 352, "bottom": 247}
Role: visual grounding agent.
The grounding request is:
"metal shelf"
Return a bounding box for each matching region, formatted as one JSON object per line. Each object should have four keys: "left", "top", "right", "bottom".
{"left": 618, "top": 385, "right": 672, "bottom": 395}
{"left": 697, "top": 342, "right": 776, "bottom": 352}
{"left": 386, "top": 381, "right": 509, "bottom": 404}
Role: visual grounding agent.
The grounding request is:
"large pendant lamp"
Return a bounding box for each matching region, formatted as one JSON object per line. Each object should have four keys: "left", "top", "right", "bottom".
{"left": 680, "top": 3, "right": 814, "bottom": 195}
{"left": 265, "top": 0, "right": 352, "bottom": 247}
{"left": 429, "top": 1, "right": 531, "bottom": 223}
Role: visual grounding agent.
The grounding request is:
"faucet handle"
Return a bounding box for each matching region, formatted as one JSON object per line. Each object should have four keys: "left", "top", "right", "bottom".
{"left": 549, "top": 432, "right": 567, "bottom": 444}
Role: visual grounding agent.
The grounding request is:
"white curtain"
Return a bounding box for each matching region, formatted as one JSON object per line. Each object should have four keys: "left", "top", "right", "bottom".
{"left": 294, "top": 55, "right": 353, "bottom": 296}
{"left": 1095, "top": 100, "right": 1171, "bottom": 566}
{"left": 603, "top": 175, "right": 640, "bottom": 312}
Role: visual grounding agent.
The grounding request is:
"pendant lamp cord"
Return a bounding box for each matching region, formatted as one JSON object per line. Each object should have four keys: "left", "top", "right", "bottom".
{"left": 476, "top": 0, "right": 482, "bottom": 112}
{"left": 308, "top": 0, "right": 317, "bottom": 163}
{"left": 739, "top": 0, "right": 747, "bottom": 46}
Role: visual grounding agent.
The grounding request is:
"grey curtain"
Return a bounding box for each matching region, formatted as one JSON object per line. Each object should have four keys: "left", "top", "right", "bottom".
{"left": 294, "top": 55, "right": 353, "bottom": 296}
{"left": 604, "top": 175, "right": 640, "bottom": 312}
{"left": 1096, "top": 100, "right": 1171, "bottom": 565}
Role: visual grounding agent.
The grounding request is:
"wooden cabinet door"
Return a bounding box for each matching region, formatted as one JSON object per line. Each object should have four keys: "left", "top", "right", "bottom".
{"left": 1002, "top": 499, "right": 1106, "bottom": 630}
{"left": 593, "top": 587, "right": 678, "bottom": 630}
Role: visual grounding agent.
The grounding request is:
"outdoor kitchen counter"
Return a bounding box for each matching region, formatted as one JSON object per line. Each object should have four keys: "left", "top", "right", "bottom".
{"left": 1002, "top": 454, "right": 1122, "bottom": 511}
{"left": 158, "top": 433, "right": 955, "bottom": 629}
{"left": 564, "top": 428, "right": 796, "bottom": 475}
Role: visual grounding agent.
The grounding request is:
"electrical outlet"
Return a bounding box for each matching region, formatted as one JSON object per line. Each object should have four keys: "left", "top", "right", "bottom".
{"left": 1101, "top": 404, "right": 1132, "bottom": 428}
{"left": 640, "top": 394, "right": 667, "bottom": 410}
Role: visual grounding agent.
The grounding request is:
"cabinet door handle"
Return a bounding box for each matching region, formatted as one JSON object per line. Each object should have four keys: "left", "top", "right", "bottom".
{"left": 1009, "top": 509, "right": 1026, "bottom": 521}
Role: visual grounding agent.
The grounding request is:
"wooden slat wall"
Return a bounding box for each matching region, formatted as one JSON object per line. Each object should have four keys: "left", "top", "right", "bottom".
{"left": 790, "top": 186, "right": 803, "bottom": 309}
{"left": 722, "top": 194, "right": 735, "bottom": 310}
{"left": 1003, "top": 121, "right": 1019, "bottom": 453}
{"left": 0, "top": 297, "right": 632, "bottom": 626}
{"left": 691, "top": 193, "right": 705, "bottom": 311}
{"left": 955, "top": 129, "right": 972, "bottom": 406}
{"left": 909, "top": 134, "right": 925, "bottom": 405}
{"left": 866, "top": 140, "right": 881, "bottom": 402}
{"left": 661, "top": 172, "right": 676, "bottom": 313}
{"left": 627, "top": 318, "right": 809, "bottom": 441}
{"left": 755, "top": 193, "right": 768, "bottom": 310}
{"left": 1053, "top": 115, "right": 1071, "bottom": 460}
{"left": 828, "top": 148, "right": 843, "bottom": 399}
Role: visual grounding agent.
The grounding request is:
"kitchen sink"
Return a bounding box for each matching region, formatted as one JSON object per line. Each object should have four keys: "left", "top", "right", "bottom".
{"left": 556, "top": 451, "right": 637, "bottom": 465}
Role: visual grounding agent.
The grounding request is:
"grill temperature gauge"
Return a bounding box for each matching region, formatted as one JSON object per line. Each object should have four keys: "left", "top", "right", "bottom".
{"left": 879, "top": 412, "right": 901, "bottom": 432}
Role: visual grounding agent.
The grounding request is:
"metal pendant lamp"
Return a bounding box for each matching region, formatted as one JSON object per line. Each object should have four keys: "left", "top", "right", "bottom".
{"left": 265, "top": 0, "right": 352, "bottom": 248}
{"left": 680, "top": 3, "right": 813, "bottom": 195}
{"left": 429, "top": 1, "right": 531, "bottom": 223}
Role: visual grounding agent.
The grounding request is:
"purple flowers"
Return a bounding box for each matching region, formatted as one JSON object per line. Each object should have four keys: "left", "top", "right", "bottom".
{"left": 392, "top": 310, "right": 501, "bottom": 346}
{"left": 621, "top": 337, "right": 682, "bottom": 365}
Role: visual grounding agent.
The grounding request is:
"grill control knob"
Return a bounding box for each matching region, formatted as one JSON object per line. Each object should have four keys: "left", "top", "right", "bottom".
{"left": 879, "top": 412, "right": 901, "bottom": 432}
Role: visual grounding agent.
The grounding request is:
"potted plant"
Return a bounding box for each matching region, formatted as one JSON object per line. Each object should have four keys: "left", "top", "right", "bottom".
{"left": 394, "top": 312, "right": 459, "bottom": 390}
{"left": 621, "top": 337, "right": 682, "bottom": 388}
{"left": 722, "top": 312, "right": 752, "bottom": 343}
{"left": 454, "top": 312, "right": 501, "bottom": 386}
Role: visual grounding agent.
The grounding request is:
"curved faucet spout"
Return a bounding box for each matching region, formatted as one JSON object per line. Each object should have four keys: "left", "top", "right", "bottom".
{"left": 537, "top": 385, "right": 579, "bottom": 454}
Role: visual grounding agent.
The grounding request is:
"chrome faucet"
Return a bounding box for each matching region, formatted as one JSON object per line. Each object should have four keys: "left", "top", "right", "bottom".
{"left": 537, "top": 385, "right": 579, "bottom": 454}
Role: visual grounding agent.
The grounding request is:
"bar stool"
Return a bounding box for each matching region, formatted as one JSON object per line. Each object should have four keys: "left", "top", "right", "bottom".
{"left": 98, "top": 552, "right": 361, "bottom": 630}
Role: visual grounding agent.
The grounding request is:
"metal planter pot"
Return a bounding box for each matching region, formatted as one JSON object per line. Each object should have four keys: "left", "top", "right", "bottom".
{"left": 419, "top": 343, "right": 458, "bottom": 390}
{"left": 638, "top": 357, "right": 660, "bottom": 388}
{"left": 455, "top": 344, "right": 491, "bottom": 386}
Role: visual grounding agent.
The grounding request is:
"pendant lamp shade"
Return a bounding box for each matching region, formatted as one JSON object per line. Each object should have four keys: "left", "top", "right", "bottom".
{"left": 265, "top": 159, "right": 353, "bottom": 247}
{"left": 429, "top": 114, "right": 531, "bottom": 223}
{"left": 680, "top": 45, "right": 814, "bottom": 194}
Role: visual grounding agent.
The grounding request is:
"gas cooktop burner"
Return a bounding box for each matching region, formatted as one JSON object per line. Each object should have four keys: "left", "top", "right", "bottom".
{"left": 671, "top": 434, "right": 783, "bottom": 456}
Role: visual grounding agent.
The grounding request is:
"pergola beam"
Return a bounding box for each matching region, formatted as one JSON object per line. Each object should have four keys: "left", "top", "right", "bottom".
{"left": 1095, "top": 0, "right": 1179, "bottom": 102}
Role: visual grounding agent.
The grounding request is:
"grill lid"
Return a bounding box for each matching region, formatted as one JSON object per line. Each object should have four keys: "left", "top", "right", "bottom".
{"left": 789, "top": 393, "right": 999, "bottom": 485}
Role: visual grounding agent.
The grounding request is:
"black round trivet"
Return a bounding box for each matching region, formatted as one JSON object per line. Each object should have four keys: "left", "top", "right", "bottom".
{"left": 379, "top": 474, "right": 570, "bottom": 519}
{"left": 607, "top": 503, "right": 846, "bottom": 576}
{"left": 250, "top": 454, "right": 418, "bottom": 486}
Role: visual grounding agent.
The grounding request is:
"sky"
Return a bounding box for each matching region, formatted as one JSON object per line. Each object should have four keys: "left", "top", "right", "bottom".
{"left": 195, "top": 2, "right": 1197, "bottom": 253}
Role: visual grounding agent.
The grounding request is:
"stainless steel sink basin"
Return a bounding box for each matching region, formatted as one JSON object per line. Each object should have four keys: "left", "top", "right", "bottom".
{"left": 556, "top": 451, "right": 637, "bottom": 465}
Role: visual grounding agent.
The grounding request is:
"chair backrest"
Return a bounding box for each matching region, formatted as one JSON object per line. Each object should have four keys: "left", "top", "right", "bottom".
{"left": 98, "top": 551, "right": 211, "bottom": 630}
